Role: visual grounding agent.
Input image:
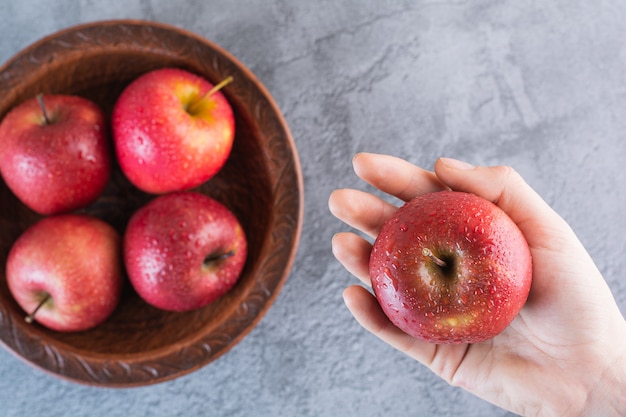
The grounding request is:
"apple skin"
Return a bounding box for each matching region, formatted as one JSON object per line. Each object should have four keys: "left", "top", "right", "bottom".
{"left": 369, "top": 191, "right": 532, "bottom": 344}
{"left": 0, "top": 94, "right": 111, "bottom": 215}
{"left": 112, "top": 68, "right": 235, "bottom": 194}
{"left": 6, "top": 215, "right": 123, "bottom": 332}
{"left": 123, "top": 191, "right": 247, "bottom": 312}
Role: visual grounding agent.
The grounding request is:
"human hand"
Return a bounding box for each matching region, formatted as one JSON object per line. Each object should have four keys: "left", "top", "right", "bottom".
{"left": 329, "top": 153, "right": 626, "bottom": 416}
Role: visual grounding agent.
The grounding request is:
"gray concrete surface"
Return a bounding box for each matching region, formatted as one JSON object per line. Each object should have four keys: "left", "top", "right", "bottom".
{"left": 1, "top": 1, "right": 625, "bottom": 416}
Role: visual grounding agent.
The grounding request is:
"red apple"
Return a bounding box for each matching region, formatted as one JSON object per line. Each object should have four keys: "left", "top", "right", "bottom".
{"left": 6, "top": 215, "right": 123, "bottom": 332}
{"left": 369, "top": 191, "right": 532, "bottom": 344}
{"left": 123, "top": 191, "right": 247, "bottom": 312}
{"left": 111, "top": 68, "right": 235, "bottom": 194}
{"left": 0, "top": 94, "right": 111, "bottom": 215}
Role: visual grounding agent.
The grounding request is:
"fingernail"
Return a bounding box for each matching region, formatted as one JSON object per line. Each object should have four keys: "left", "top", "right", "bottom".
{"left": 440, "top": 157, "right": 475, "bottom": 170}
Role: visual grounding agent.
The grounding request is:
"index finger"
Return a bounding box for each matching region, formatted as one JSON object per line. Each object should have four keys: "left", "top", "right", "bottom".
{"left": 353, "top": 153, "right": 447, "bottom": 202}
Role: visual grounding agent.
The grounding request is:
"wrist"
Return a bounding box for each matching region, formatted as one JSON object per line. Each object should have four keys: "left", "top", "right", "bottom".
{"left": 582, "top": 332, "right": 626, "bottom": 416}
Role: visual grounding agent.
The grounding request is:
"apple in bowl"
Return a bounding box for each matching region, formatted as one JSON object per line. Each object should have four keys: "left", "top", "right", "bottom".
{"left": 6, "top": 214, "right": 123, "bottom": 332}
{"left": 112, "top": 68, "right": 235, "bottom": 194}
{"left": 124, "top": 191, "right": 247, "bottom": 312}
{"left": 369, "top": 191, "right": 532, "bottom": 344}
{"left": 0, "top": 94, "right": 111, "bottom": 215}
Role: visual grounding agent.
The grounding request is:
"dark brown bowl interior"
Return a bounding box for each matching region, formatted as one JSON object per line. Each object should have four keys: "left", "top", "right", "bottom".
{"left": 0, "top": 20, "right": 303, "bottom": 387}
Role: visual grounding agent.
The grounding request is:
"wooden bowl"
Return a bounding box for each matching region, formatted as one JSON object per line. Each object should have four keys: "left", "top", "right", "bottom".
{"left": 0, "top": 20, "right": 303, "bottom": 387}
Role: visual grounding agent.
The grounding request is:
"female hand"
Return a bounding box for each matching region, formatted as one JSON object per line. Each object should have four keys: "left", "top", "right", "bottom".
{"left": 329, "top": 153, "right": 626, "bottom": 416}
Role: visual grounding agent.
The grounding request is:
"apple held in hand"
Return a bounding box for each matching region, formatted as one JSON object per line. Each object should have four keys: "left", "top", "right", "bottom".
{"left": 112, "top": 68, "right": 235, "bottom": 194}
{"left": 369, "top": 191, "right": 532, "bottom": 344}
{"left": 6, "top": 215, "right": 123, "bottom": 332}
{"left": 0, "top": 94, "right": 110, "bottom": 215}
{"left": 124, "top": 191, "right": 247, "bottom": 312}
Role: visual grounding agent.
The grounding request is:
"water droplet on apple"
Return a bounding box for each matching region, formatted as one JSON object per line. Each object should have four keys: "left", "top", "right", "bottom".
{"left": 387, "top": 303, "right": 399, "bottom": 313}
{"left": 382, "top": 267, "right": 398, "bottom": 290}
{"left": 459, "top": 293, "right": 468, "bottom": 305}
{"left": 399, "top": 224, "right": 408, "bottom": 232}
{"left": 78, "top": 151, "right": 97, "bottom": 163}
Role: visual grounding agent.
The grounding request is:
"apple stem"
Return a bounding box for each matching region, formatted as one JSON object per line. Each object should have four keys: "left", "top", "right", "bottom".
{"left": 187, "top": 76, "right": 234, "bottom": 114}
{"left": 422, "top": 248, "right": 447, "bottom": 268}
{"left": 204, "top": 249, "right": 236, "bottom": 264}
{"left": 206, "top": 76, "right": 234, "bottom": 97}
{"left": 25, "top": 293, "right": 51, "bottom": 324}
{"left": 36, "top": 94, "right": 51, "bottom": 125}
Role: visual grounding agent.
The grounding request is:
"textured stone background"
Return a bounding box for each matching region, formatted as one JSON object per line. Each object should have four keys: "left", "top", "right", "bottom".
{"left": 1, "top": 1, "right": 625, "bottom": 416}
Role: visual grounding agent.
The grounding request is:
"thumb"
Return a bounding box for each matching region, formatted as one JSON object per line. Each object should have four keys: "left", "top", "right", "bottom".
{"left": 433, "top": 157, "right": 572, "bottom": 249}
